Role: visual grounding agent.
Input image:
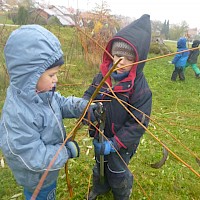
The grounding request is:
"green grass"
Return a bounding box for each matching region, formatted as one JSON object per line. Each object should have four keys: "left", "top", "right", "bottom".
{"left": 0, "top": 27, "right": 200, "bottom": 200}
{"left": 0, "top": 13, "right": 13, "bottom": 24}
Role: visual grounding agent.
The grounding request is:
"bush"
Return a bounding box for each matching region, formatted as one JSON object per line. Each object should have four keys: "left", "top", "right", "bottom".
{"left": 149, "top": 42, "right": 173, "bottom": 55}
{"left": 149, "top": 43, "right": 161, "bottom": 54}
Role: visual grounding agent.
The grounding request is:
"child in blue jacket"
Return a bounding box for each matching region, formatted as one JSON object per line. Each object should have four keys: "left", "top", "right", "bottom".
{"left": 0, "top": 25, "right": 96, "bottom": 200}
{"left": 170, "top": 37, "right": 189, "bottom": 81}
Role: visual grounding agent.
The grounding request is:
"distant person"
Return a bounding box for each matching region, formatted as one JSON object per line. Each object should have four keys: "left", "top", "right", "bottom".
{"left": 83, "top": 14, "right": 152, "bottom": 200}
{"left": 0, "top": 25, "right": 97, "bottom": 200}
{"left": 170, "top": 37, "right": 189, "bottom": 81}
{"left": 184, "top": 40, "right": 200, "bottom": 78}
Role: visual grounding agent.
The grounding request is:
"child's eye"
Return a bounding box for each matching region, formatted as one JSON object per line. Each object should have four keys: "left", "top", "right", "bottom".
{"left": 49, "top": 74, "right": 55, "bottom": 78}
{"left": 114, "top": 54, "right": 135, "bottom": 61}
{"left": 115, "top": 54, "right": 122, "bottom": 58}
{"left": 126, "top": 57, "right": 135, "bottom": 61}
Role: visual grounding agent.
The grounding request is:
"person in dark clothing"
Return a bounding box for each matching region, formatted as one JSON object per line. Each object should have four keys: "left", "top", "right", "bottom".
{"left": 184, "top": 40, "right": 200, "bottom": 78}
{"left": 170, "top": 37, "right": 189, "bottom": 81}
{"left": 83, "top": 14, "right": 152, "bottom": 200}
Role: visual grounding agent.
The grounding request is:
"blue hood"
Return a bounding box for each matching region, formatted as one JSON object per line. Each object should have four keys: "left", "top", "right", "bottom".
{"left": 4, "top": 25, "right": 63, "bottom": 95}
{"left": 177, "top": 37, "right": 187, "bottom": 49}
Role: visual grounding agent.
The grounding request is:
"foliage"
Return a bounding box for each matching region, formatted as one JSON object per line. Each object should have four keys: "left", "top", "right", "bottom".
{"left": 26, "top": 11, "right": 47, "bottom": 25}
{"left": 16, "top": 6, "right": 28, "bottom": 25}
{"left": 151, "top": 20, "right": 162, "bottom": 33}
{"left": 169, "top": 21, "right": 189, "bottom": 40}
{"left": 149, "top": 42, "right": 173, "bottom": 55}
{"left": 0, "top": 14, "right": 14, "bottom": 24}
{"left": 77, "top": 1, "right": 119, "bottom": 67}
{"left": 0, "top": 26, "right": 200, "bottom": 200}
{"left": 149, "top": 43, "right": 161, "bottom": 54}
{"left": 47, "top": 16, "right": 62, "bottom": 26}
{"left": 18, "top": 0, "right": 33, "bottom": 9}
{"left": 92, "top": 0, "right": 111, "bottom": 16}
{"left": 161, "top": 20, "right": 169, "bottom": 40}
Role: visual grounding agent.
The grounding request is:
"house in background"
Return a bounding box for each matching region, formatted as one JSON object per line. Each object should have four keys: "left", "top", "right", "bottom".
{"left": 0, "top": 0, "right": 18, "bottom": 11}
{"left": 186, "top": 28, "right": 198, "bottom": 41}
{"left": 34, "top": 4, "right": 76, "bottom": 26}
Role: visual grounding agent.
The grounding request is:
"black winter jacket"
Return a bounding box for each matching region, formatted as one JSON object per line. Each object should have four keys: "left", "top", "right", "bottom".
{"left": 187, "top": 49, "right": 199, "bottom": 64}
{"left": 188, "top": 40, "right": 200, "bottom": 64}
{"left": 83, "top": 14, "right": 152, "bottom": 150}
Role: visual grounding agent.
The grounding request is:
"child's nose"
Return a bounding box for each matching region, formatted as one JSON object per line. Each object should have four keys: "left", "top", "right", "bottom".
{"left": 53, "top": 75, "right": 58, "bottom": 83}
{"left": 119, "top": 57, "right": 126, "bottom": 64}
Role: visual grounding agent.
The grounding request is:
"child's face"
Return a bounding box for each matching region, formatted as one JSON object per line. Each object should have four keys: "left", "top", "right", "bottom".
{"left": 36, "top": 66, "right": 60, "bottom": 93}
{"left": 113, "top": 55, "right": 134, "bottom": 74}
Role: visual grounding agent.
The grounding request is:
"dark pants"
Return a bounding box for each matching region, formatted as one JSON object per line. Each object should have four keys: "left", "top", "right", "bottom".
{"left": 171, "top": 67, "right": 185, "bottom": 81}
{"left": 92, "top": 148, "right": 135, "bottom": 200}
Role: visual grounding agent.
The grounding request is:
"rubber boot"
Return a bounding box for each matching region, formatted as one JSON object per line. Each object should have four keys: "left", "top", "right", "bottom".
{"left": 85, "top": 190, "right": 98, "bottom": 200}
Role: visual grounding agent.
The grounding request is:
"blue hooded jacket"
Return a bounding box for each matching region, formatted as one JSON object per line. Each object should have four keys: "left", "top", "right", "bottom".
{"left": 0, "top": 25, "right": 88, "bottom": 191}
{"left": 172, "top": 37, "right": 189, "bottom": 68}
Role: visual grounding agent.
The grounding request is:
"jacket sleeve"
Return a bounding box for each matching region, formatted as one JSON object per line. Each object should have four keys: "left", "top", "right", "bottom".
{"left": 113, "top": 86, "right": 152, "bottom": 150}
{"left": 54, "top": 92, "right": 88, "bottom": 118}
{"left": 1, "top": 113, "right": 69, "bottom": 171}
{"left": 172, "top": 53, "right": 181, "bottom": 64}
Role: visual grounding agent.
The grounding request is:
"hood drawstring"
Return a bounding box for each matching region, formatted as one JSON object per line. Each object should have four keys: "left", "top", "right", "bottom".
{"left": 51, "top": 83, "right": 56, "bottom": 103}
{"left": 48, "top": 83, "right": 56, "bottom": 113}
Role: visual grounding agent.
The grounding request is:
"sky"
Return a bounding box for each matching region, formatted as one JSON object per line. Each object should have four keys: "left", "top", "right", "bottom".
{"left": 44, "top": 0, "right": 200, "bottom": 29}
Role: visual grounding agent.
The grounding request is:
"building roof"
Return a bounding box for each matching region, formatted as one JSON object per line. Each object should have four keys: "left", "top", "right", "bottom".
{"left": 36, "top": 4, "right": 75, "bottom": 26}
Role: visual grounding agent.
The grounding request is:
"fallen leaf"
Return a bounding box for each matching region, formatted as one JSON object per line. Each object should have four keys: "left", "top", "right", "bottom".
{"left": 1, "top": 157, "right": 5, "bottom": 168}
{"left": 10, "top": 193, "right": 22, "bottom": 199}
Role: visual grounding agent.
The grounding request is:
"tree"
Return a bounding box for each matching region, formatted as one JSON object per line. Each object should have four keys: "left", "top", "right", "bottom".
{"left": 169, "top": 21, "right": 189, "bottom": 40}
{"left": 160, "top": 20, "right": 169, "bottom": 39}
{"left": 18, "top": 0, "right": 33, "bottom": 9}
{"left": 92, "top": 0, "right": 111, "bottom": 17}
{"left": 166, "top": 20, "right": 169, "bottom": 39}
{"left": 151, "top": 20, "right": 163, "bottom": 37}
{"left": 17, "top": 6, "right": 28, "bottom": 25}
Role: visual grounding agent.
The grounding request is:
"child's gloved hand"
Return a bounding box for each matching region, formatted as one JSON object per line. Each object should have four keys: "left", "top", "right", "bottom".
{"left": 93, "top": 139, "right": 116, "bottom": 155}
{"left": 65, "top": 141, "right": 80, "bottom": 158}
{"left": 83, "top": 103, "right": 98, "bottom": 125}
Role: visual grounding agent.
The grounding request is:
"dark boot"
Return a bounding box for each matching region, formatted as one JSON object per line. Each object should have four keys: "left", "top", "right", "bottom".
{"left": 195, "top": 73, "right": 200, "bottom": 78}
{"left": 85, "top": 190, "right": 98, "bottom": 200}
{"left": 114, "top": 195, "right": 130, "bottom": 200}
{"left": 85, "top": 189, "right": 111, "bottom": 200}
{"left": 178, "top": 68, "right": 185, "bottom": 81}
{"left": 171, "top": 69, "right": 178, "bottom": 81}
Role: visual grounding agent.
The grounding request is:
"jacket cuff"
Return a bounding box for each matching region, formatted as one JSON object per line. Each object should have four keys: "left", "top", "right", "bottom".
{"left": 111, "top": 136, "right": 127, "bottom": 149}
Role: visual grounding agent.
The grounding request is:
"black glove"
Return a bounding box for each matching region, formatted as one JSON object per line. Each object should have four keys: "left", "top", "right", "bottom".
{"left": 83, "top": 103, "right": 98, "bottom": 124}
{"left": 65, "top": 141, "right": 80, "bottom": 158}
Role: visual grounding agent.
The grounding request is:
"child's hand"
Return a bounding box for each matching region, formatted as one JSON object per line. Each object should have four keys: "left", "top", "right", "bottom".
{"left": 83, "top": 103, "right": 98, "bottom": 125}
{"left": 65, "top": 141, "right": 80, "bottom": 158}
{"left": 93, "top": 139, "right": 116, "bottom": 155}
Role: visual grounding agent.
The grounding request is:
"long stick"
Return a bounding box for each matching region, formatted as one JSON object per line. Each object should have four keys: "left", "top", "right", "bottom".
{"left": 97, "top": 104, "right": 106, "bottom": 184}
{"left": 65, "top": 57, "right": 122, "bottom": 198}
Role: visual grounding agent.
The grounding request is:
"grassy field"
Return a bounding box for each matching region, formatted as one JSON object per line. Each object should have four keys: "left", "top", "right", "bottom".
{"left": 0, "top": 26, "right": 200, "bottom": 200}
{"left": 0, "top": 12, "right": 13, "bottom": 24}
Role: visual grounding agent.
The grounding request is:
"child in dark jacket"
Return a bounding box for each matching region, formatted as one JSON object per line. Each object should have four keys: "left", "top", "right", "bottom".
{"left": 83, "top": 14, "right": 152, "bottom": 200}
{"left": 184, "top": 40, "right": 200, "bottom": 78}
{"left": 170, "top": 37, "right": 189, "bottom": 81}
